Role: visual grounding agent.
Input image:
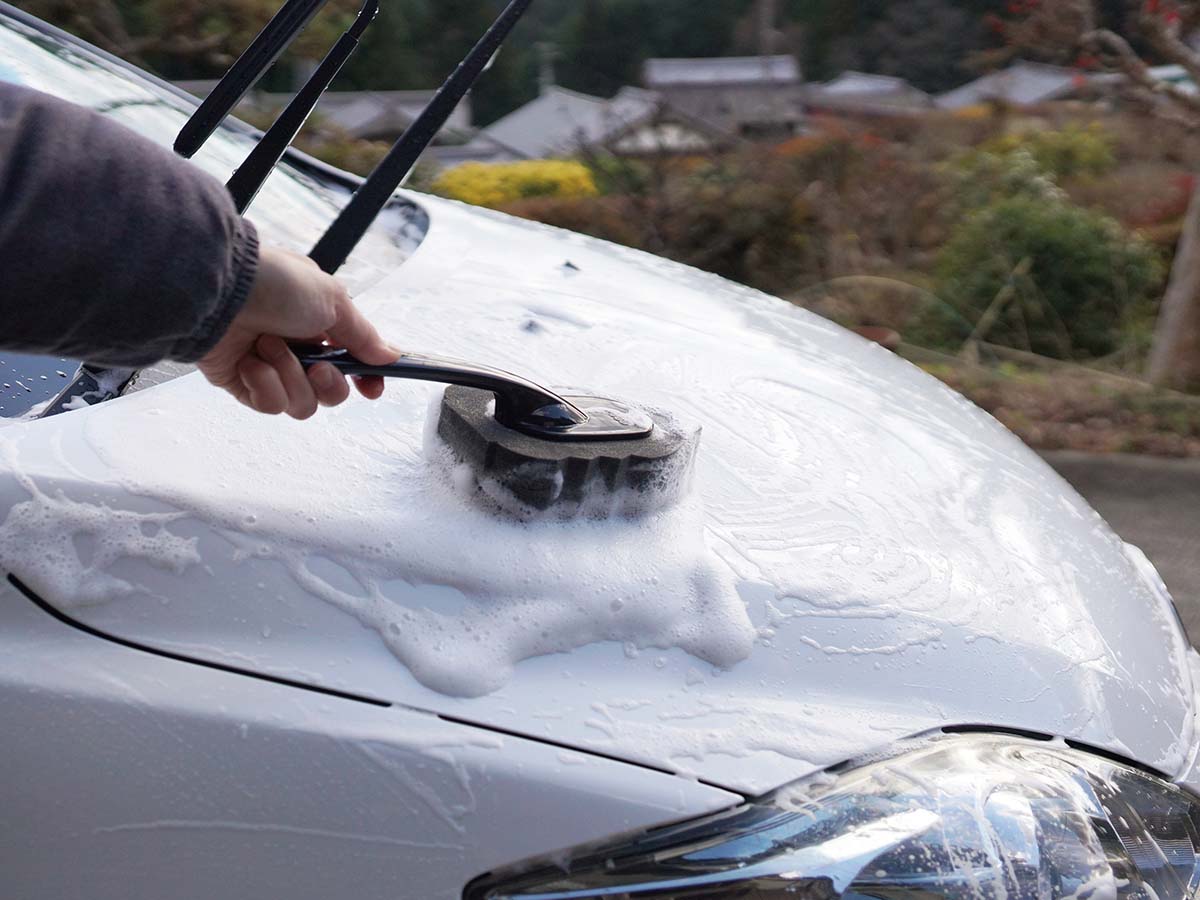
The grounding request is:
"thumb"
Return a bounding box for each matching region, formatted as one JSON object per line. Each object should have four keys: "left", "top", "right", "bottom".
{"left": 326, "top": 294, "right": 400, "bottom": 366}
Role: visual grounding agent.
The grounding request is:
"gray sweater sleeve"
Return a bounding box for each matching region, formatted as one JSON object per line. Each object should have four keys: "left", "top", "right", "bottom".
{"left": 0, "top": 82, "right": 259, "bottom": 367}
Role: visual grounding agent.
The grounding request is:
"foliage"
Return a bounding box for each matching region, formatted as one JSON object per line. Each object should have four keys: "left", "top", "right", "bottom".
{"left": 946, "top": 147, "right": 1065, "bottom": 214}
{"left": 919, "top": 357, "right": 1200, "bottom": 457}
{"left": 501, "top": 139, "right": 945, "bottom": 296}
{"left": 18, "top": 0, "right": 1016, "bottom": 122}
{"left": 502, "top": 195, "right": 648, "bottom": 249}
{"left": 926, "top": 196, "right": 1163, "bottom": 359}
{"left": 18, "top": 0, "right": 357, "bottom": 76}
{"left": 979, "top": 124, "right": 1117, "bottom": 181}
{"left": 431, "top": 160, "right": 599, "bottom": 209}
{"left": 830, "top": 0, "right": 985, "bottom": 93}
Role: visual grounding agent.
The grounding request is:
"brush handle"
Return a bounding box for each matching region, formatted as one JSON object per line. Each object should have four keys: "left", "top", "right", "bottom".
{"left": 291, "top": 344, "right": 587, "bottom": 432}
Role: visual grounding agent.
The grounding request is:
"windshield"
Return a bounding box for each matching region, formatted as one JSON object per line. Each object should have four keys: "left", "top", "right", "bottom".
{"left": 0, "top": 6, "right": 426, "bottom": 417}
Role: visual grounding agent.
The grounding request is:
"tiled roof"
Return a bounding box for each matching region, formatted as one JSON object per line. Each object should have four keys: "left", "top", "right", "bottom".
{"left": 482, "top": 86, "right": 661, "bottom": 159}
{"left": 806, "top": 71, "right": 932, "bottom": 114}
{"left": 819, "top": 71, "right": 919, "bottom": 96}
{"left": 937, "top": 62, "right": 1080, "bottom": 109}
{"left": 644, "top": 56, "right": 800, "bottom": 87}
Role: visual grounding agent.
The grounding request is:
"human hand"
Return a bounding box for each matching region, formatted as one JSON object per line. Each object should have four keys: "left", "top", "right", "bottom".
{"left": 198, "top": 246, "right": 399, "bottom": 419}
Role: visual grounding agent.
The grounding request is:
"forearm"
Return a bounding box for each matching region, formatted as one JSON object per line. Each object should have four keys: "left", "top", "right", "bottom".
{"left": 0, "top": 83, "right": 258, "bottom": 367}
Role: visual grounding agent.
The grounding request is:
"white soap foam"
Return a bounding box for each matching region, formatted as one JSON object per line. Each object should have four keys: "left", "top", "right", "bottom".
{"left": 51, "top": 378, "right": 756, "bottom": 698}
{"left": 0, "top": 211, "right": 1185, "bottom": 743}
{"left": 0, "top": 442, "right": 200, "bottom": 605}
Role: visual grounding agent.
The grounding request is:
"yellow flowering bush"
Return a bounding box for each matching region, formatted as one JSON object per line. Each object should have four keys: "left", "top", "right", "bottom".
{"left": 431, "top": 160, "right": 599, "bottom": 209}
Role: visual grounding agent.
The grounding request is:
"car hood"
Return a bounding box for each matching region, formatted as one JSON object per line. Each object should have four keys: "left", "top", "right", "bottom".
{"left": 0, "top": 196, "right": 1192, "bottom": 796}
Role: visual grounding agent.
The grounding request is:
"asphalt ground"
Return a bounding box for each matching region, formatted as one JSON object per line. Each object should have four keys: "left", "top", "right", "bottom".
{"left": 1045, "top": 452, "right": 1200, "bottom": 644}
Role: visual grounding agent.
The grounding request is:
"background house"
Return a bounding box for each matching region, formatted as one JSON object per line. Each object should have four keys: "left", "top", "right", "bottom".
{"left": 936, "top": 61, "right": 1087, "bottom": 110}
{"left": 642, "top": 55, "right": 806, "bottom": 139}
{"left": 174, "top": 81, "right": 472, "bottom": 143}
{"left": 434, "top": 85, "right": 729, "bottom": 166}
{"left": 805, "top": 71, "right": 933, "bottom": 118}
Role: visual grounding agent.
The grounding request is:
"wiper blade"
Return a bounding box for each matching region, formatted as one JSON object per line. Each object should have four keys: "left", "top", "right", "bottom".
{"left": 38, "top": 365, "right": 137, "bottom": 419}
{"left": 310, "top": 0, "right": 535, "bottom": 274}
{"left": 179, "top": 0, "right": 536, "bottom": 273}
{"left": 174, "top": 0, "right": 332, "bottom": 159}
{"left": 227, "top": 0, "right": 379, "bottom": 213}
{"left": 44, "top": 0, "right": 536, "bottom": 422}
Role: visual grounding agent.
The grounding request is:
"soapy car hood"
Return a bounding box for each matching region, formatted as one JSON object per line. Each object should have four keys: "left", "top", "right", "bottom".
{"left": 0, "top": 196, "right": 1192, "bottom": 797}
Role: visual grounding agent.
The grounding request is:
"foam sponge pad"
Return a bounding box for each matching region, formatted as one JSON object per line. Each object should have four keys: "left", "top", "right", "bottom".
{"left": 437, "top": 386, "right": 699, "bottom": 520}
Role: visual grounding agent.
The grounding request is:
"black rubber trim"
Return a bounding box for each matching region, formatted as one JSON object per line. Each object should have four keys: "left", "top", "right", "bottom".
{"left": 8, "top": 573, "right": 392, "bottom": 708}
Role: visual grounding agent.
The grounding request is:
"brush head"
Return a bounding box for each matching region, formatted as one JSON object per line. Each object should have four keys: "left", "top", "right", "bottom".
{"left": 437, "top": 386, "right": 699, "bottom": 520}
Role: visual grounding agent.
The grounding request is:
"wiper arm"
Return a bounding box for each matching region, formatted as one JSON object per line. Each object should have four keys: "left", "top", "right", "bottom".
{"left": 227, "top": 0, "right": 379, "bottom": 213}
{"left": 310, "top": 0, "right": 535, "bottom": 273}
{"left": 40, "top": 365, "right": 137, "bottom": 418}
{"left": 41, "top": 0, "right": 537, "bottom": 420}
{"left": 174, "top": 0, "right": 332, "bottom": 159}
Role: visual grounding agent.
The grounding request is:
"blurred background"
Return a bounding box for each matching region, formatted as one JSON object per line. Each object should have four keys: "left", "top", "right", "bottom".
{"left": 11, "top": 0, "right": 1200, "bottom": 617}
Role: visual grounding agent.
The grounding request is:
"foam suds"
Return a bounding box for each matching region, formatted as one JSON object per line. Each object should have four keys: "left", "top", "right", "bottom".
{"left": 29, "top": 375, "right": 756, "bottom": 699}
{"left": 0, "top": 443, "right": 199, "bottom": 605}
{"left": 0, "top": 196, "right": 1188, "bottom": 781}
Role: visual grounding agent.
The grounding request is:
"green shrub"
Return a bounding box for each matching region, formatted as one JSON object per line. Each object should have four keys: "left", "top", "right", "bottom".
{"left": 946, "top": 148, "right": 1065, "bottom": 215}
{"left": 921, "top": 196, "right": 1163, "bottom": 359}
{"left": 981, "top": 124, "right": 1118, "bottom": 180}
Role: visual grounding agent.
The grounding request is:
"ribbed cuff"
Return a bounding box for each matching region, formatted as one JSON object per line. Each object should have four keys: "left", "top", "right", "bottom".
{"left": 169, "top": 219, "right": 260, "bottom": 362}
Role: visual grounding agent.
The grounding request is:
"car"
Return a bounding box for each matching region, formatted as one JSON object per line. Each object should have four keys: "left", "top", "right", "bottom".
{"left": 2, "top": 3, "right": 1199, "bottom": 899}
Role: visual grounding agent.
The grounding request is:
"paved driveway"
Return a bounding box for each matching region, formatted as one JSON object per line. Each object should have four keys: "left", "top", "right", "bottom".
{"left": 1045, "top": 452, "right": 1200, "bottom": 643}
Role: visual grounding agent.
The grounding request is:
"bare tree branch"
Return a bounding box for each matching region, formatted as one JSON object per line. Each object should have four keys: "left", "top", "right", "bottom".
{"left": 1086, "top": 27, "right": 1200, "bottom": 116}
{"left": 1135, "top": 1, "right": 1200, "bottom": 90}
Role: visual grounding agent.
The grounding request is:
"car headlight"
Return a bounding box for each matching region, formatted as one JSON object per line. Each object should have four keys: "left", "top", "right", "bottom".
{"left": 468, "top": 735, "right": 1200, "bottom": 899}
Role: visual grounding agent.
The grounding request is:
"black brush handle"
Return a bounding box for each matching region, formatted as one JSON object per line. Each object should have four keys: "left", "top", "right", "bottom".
{"left": 292, "top": 344, "right": 587, "bottom": 431}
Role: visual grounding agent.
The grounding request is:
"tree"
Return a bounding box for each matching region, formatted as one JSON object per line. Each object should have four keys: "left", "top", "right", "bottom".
{"left": 1000, "top": 0, "right": 1200, "bottom": 391}
{"left": 839, "top": 0, "right": 985, "bottom": 92}
{"left": 19, "top": 0, "right": 358, "bottom": 77}
{"left": 555, "top": 0, "right": 651, "bottom": 97}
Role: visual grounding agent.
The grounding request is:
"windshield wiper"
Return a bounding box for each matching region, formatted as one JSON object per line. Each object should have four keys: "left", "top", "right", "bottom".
{"left": 42, "top": 0, "right": 536, "bottom": 418}
{"left": 39, "top": 365, "right": 137, "bottom": 418}
{"left": 225, "top": 0, "right": 378, "bottom": 213}
{"left": 310, "top": 0, "right": 534, "bottom": 272}
{"left": 174, "top": 0, "right": 334, "bottom": 160}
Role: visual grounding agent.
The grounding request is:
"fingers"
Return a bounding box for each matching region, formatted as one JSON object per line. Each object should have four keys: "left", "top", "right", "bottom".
{"left": 243, "top": 340, "right": 358, "bottom": 417}
{"left": 256, "top": 336, "right": 320, "bottom": 420}
{"left": 353, "top": 375, "right": 385, "bottom": 400}
{"left": 236, "top": 354, "right": 288, "bottom": 416}
{"left": 310, "top": 362, "right": 351, "bottom": 408}
{"left": 200, "top": 242, "right": 396, "bottom": 419}
{"left": 326, "top": 294, "right": 400, "bottom": 367}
